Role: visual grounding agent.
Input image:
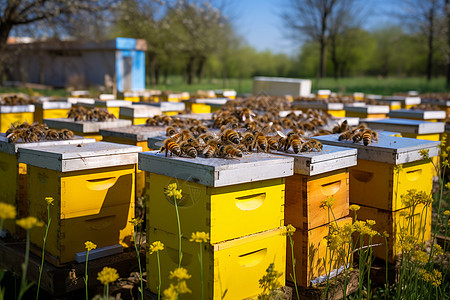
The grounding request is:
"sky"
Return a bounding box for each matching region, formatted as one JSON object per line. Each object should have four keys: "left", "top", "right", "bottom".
{"left": 234, "top": 0, "right": 401, "bottom": 56}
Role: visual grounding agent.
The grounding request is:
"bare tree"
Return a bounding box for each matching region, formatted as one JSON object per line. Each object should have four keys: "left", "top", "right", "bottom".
{"left": 282, "top": 0, "right": 339, "bottom": 78}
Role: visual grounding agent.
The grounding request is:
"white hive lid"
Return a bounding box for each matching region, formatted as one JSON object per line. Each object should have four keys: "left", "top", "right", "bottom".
{"left": 388, "top": 109, "right": 446, "bottom": 120}
{"left": 100, "top": 125, "right": 166, "bottom": 142}
{"left": 43, "top": 118, "right": 132, "bottom": 133}
{"left": 363, "top": 118, "right": 444, "bottom": 134}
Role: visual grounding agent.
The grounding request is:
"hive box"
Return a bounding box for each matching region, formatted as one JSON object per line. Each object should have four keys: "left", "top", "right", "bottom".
{"left": 187, "top": 98, "right": 228, "bottom": 112}
{"left": 34, "top": 101, "right": 72, "bottom": 123}
{"left": 119, "top": 104, "right": 162, "bottom": 125}
{"left": 139, "top": 151, "right": 293, "bottom": 244}
{"left": 272, "top": 145, "right": 357, "bottom": 230}
{"left": 388, "top": 109, "right": 446, "bottom": 122}
{"left": 252, "top": 77, "right": 312, "bottom": 97}
{"left": 0, "top": 105, "right": 35, "bottom": 132}
{"left": 43, "top": 118, "right": 131, "bottom": 141}
{"left": 19, "top": 142, "right": 141, "bottom": 265}
{"left": 382, "top": 96, "right": 421, "bottom": 109}
{"left": 363, "top": 118, "right": 444, "bottom": 141}
{"left": 292, "top": 101, "right": 345, "bottom": 118}
{"left": 84, "top": 100, "right": 133, "bottom": 118}
{"left": 314, "top": 134, "right": 439, "bottom": 211}
{"left": 146, "top": 101, "right": 186, "bottom": 116}
{"left": 344, "top": 105, "right": 390, "bottom": 119}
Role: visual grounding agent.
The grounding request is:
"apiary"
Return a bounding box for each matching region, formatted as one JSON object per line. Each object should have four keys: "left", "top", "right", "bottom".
{"left": 146, "top": 227, "right": 286, "bottom": 300}
{"left": 344, "top": 104, "right": 390, "bottom": 119}
{"left": 18, "top": 142, "right": 141, "bottom": 265}
{"left": 85, "top": 100, "right": 133, "bottom": 119}
{"left": 388, "top": 109, "right": 446, "bottom": 122}
{"left": 382, "top": 96, "right": 421, "bottom": 109}
{"left": 272, "top": 145, "right": 356, "bottom": 230}
{"left": 314, "top": 134, "right": 439, "bottom": 211}
{"left": 0, "top": 135, "right": 95, "bottom": 235}
{"left": 139, "top": 151, "right": 293, "bottom": 244}
{"left": 119, "top": 104, "right": 162, "bottom": 125}
{"left": 0, "top": 105, "right": 35, "bottom": 132}
{"left": 287, "top": 216, "right": 352, "bottom": 287}
{"left": 146, "top": 101, "right": 186, "bottom": 116}
{"left": 34, "top": 101, "right": 72, "bottom": 123}
{"left": 43, "top": 118, "right": 132, "bottom": 141}
{"left": 100, "top": 125, "right": 166, "bottom": 198}
{"left": 362, "top": 118, "right": 444, "bottom": 141}
{"left": 292, "top": 101, "right": 345, "bottom": 117}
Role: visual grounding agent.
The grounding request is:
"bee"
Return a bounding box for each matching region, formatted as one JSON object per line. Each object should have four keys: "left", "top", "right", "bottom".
{"left": 171, "top": 130, "right": 194, "bottom": 143}
{"left": 309, "top": 139, "right": 323, "bottom": 151}
{"left": 314, "top": 129, "right": 332, "bottom": 136}
{"left": 267, "top": 136, "right": 279, "bottom": 151}
{"left": 281, "top": 131, "right": 304, "bottom": 153}
{"left": 7, "top": 129, "right": 24, "bottom": 143}
{"left": 59, "top": 129, "right": 74, "bottom": 140}
{"left": 281, "top": 118, "right": 293, "bottom": 129}
{"left": 362, "top": 130, "right": 378, "bottom": 146}
{"left": 244, "top": 121, "right": 258, "bottom": 132}
{"left": 162, "top": 116, "right": 173, "bottom": 125}
{"left": 202, "top": 140, "right": 219, "bottom": 158}
{"left": 146, "top": 117, "right": 158, "bottom": 126}
{"left": 46, "top": 129, "right": 60, "bottom": 140}
{"left": 166, "top": 126, "right": 177, "bottom": 136}
{"left": 240, "top": 107, "right": 255, "bottom": 122}
{"left": 160, "top": 138, "right": 181, "bottom": 157}
{"left": 352, "top": 131, "right": 363, "bottom": 143}
{"left": 299, "top": 122, "right": 315, "bottom": 131}
{"left": 332, "top": 120, "right": 349, "bottom": 134}
{"left": 30, "top": 122, "right": 47, "bottom": 138}
{"left": 198, "top": 134, "right": 215, "bottom": 144}
{"left": 221, "top": 129, "right": 240, "bottom": 144}
{"left": 242, "top": 132, "right": 255, "bottom": 152}
{"left": 218, "top": 145, "right": 243, "bottom": 159}
{"left": 180, "top": 141, "right": 197, "bottom": 158}
{"left": 22, "top": 130, "right": 38, "bottom": 143}
{"left": 190, "top": 125, "right": 208, "bottom": 137}
{"left": 339, "top": 131, "right": 353, "bottom": 141}
{"left": 254, "top": 132, "right": 268, "bottom": 152}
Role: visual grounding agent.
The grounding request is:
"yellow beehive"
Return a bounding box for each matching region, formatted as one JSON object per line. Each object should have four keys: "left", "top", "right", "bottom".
{"left": 354, "top": 204, "right": 432, "bottom": 262}
{"left": 124, "top": 92, "right": 141, "bottom": 102}
{"left": 20, "top": 142, "right": 141, "bottom": 265}
{"left": 146, "top": 227, "right": 286, "bottom": 300}
{"left": 0, "top": 105, "right": 34, "bottom": 132}
{"left": 191, "top": 103, "right": 211, "bottom": 114}
{"left": 287, "top": 217, "right": 352, "bottom": 287}
{"left": 34, "top": 102, "right": 72, "bottom": 123}
{"left": 119, "top": 105, "right": 162, "bottom": 125}
{"left": 344, "top": 105, "right": 390, "bottom": 119}
{"left": 92, "top": 100, "right": 133, "bottom": 118}
{"left": 139, "top": 151, "right": 293, "bottom": 244}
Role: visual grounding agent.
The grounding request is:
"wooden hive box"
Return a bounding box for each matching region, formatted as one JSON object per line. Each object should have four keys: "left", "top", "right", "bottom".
{"left": 363, "top": 118, "right": 444, "bottom": 141}
{"left": 376, "top": 99, "right": 405, "bottom": 110}
{"left": 123, "top": 92, "right": 141, "bottom": 102}
{"left": 34, "top": 101, "right": 72, "bottom": 123}
{"left": 421, "top": 98, "right": 450, "bottom": 116}
{"left": 85, "top": 100, "right": 133, "bottom": 118}
{"left": 119, "top": 104, "right": 162, "bottom": 125}
{"left": 292, "top": 101, "right": 345, "bottom": 118}
{"left": 18, "top": 142, "right": 141, "bottom": 265}
{"left": 388, "top": 109, "right": 446, "bottom": 123}
{"left": 0, "top": 135, "right": 95, "bottom": 236}
{"left": 43, "top": 118, "right": 132, "bottom": 141}
{"left": 344, "top": 105, "right": 390, "bottom": 119}
{"left": 187, "top": 98, "right": 228, "bottom": 113}
{"left": 271, "top": 145, "right": 357, "bottom": 230}
{"left": 0, "top": 105, "right": 35, "bottom": 132}
{"left": 286, "top": 216, "right": 352, "bottom": 287}
{"left": 383, "top": 96, "right": 421, "bottom": 109}
{"left": 146, "top": 227, "right": 286, "bottom": 300}
{"left": 353, "top": 204, "right": 432, "bottom": 262}
{"left": 314, "top": 134, "right": 439, "bottom": 211}
{"left": 100, "top": 125, "right": 166, "bottom": 198}
{"left": 139, "top": 151, "right": 293, "bottom": 244}
{"left": 214, "top": 89, "right": 237, "bottom": 99}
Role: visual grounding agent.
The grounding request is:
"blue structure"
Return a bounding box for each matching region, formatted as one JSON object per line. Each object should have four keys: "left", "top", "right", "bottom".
{"left": 7, "top": 37, "right": 147, "bottom": 92}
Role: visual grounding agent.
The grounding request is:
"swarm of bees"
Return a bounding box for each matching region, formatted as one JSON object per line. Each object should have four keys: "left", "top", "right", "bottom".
{"left": 67, "top": 107, "right": 116, "bottom": 122}
{"left": 1, "top": 95, "right": 37, "bottom": 106}
{"left": 5, "top": 121, "right": 74, "bottom": 143}
{"left": 338, "top": 124, "right": 378, "bottom": 146}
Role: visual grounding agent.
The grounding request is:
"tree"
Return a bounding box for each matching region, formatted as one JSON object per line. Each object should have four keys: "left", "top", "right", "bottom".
{"left": 282, "top": 0, "right": 339, "bottom": 78}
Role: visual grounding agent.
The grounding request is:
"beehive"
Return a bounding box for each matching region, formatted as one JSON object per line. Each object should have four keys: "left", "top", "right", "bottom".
{"left": 286, "top": 217, "right": 352, "bottom": 287}
{"left": 421, "top": 98, "right": 450, "bottom": 116}
{"left": 43, "top": 118, "right": 132, "bottom": 141}
{"left": 388, "top": 109, "right": 446, "bottom": 122}
{"left": 0, "top": 135, "right": 95, "bottom": 235}
{"left": 382, "top": 96, "right": 421, "bottom": 109}
{"left": 363, "top": 118, "right": 444, "bottom": 141}
{"left": 161, "top": 93, "right": 183, "bottom": 103}
{"left": 214, "top": 90, "right": 237, "bottom": 100}
{"left": 146, "top": 102, "right": 185, "bottom": 116}
{"left": 354, "top": 204, "right": 432, "bottom": 262}
{"left": 292, "top": 101, "right": 345, "bottom": 118}
{"left": 100, "top": 125, "right": 166, "bottom": 198}
{"left": 124, "top": 92, "right": 141, "bottom": 102}
{"left": 146, "top": 227, "right": 286, "bottom": 300}
{"left": 344, "top": 105, "right": 389, "bottom": 119}
{"left": 353, "top": 92, "right": 364, "bottom": 101}
{"left": 314, "top": 134, "right": 439, "bottom": 211}
{"left": 139, "top": 151, "right": 293, "bottom": 244}
{"left": 19, "top": 142, "right": 141, "bottom": 265}
{"left": 0, "top": 105, "right": 35, "bottom": 132}
{"left": 119, "top": 104, "right": 162, "bottom": 125}
{"left": 186, "top": 98, "right": 227, "bottom": 113}
{"left": 34, "top": 101, "right": 72, "bottom": 123}
{"left": 87, "top": 100, "right": 133, "bottom": 118}
{"left": 272, "top": 145, "right": 357, "bottom": 230}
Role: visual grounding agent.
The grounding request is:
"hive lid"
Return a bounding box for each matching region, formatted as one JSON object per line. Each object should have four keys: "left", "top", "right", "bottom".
{"left": 18, "top": 141, "right": 141, "bottom": 172}
{"left": 388, "top": 109, "right": 446, "bottom": 120}
{"left": 292, "top": 101, "right": 344, "bottom": 110}
{"left": 138, "top": 151, "right": 293, "bottom": 187}
{"left": 0, "top": 105, "right": 35, "bottom": 113}
{"left": 0, "top": 134, "right": 95, "bottom": 155}
{"left": 190, "top": 98, "right": 229, "bottom": 105}
{"left": 421, "top": 98, "right": 450, "bottom": 107}
{"left": 344, "top": 105, "right": 389, "bottom": 114}
{"left": 66, "top": 97, "right": 96, "bottom": 105}
{"left": 314, "top": 134, "right": 440, "bottom": 164}
{"left": 147, "top": 102, "right": 185, "bottom": 112}
{"left": 363, "top": 118, "right": 444, "bottom": 134}
{"left": 94, "top": 100, "right": 133, "bottom": 107}
{"left": 119, "top": 105, "right": 162, "bottom": 118}
{"left": 271, "top": 145, "right": 357, "bottom": 176}
{"left": 35, "top": 102, "right": 72, "bottom": 110}
{"left": 100, "top": 125, "right": 166, "bottom": 142}
{"left": 43, "top": 118, "right": 132, "bottom": 133}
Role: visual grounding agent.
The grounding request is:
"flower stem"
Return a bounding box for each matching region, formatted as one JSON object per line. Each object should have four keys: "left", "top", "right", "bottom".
{"left": 384, "top": 235, "right": 389, "bottom": 300}
{"left": 199, "top": 242, "right": 204, "bottom": 300}
{"left": 173, "top": 196, "right": 182, "bottom": 267}
{"left": 157, "top": 251, "right": 161, "bottom": 300}
{"left": 134, "top": 230, "right": 144, "bottom": 300}
{"left": 288, "top": 234, "right": 299, "bottom": 300}
{"left": 18, "top": 230, "right": 31, "bottom": 300}
{"left": 36, "top": 204, "right": 51, "bottom": 300}
{"left": 85, "top": 250, "right": 90, "bottom": 300}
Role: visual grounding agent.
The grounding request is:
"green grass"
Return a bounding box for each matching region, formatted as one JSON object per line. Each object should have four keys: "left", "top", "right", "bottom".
{"left": 0, "top": 86, "right": 69, "bottom": 97}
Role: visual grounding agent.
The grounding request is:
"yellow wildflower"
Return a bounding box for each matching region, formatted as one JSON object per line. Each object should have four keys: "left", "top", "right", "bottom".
{"left": 163, "top": 284, "right": 178, "bottom": 300}
{"left": 349, "top": 204, "right": 360, "bottom": 212}
{"left": 284, "top": 224, "right": 296, "bottom": 236}
{"left": 412, "top": 250, "right": 429, "bottom": 264}
{"left": 419, "top": 149, "right": 430, "bottom": 160}
{"left": 164, "top": 183, "right": 183, "bottom": 200}
{"left": 16, "top": 216, "right": 43, "bottom": 230}
{"left": 169, "top": 268, "right": 191, "bottom": 280}
{"left": 176, "top": 280, "right": 192, "bottom": 294}
{"left": 85, "top": 241, "right": 97, "bottom": 251}
{"left": 382, "top": 231, "right": 390, "bottom": 238}
{"left": 401, "top": 189, "right": 432, "bottom": 207}
{"left": 45, "top": 197, "right": 54, "bottom": 205}
{"left": 433, "top": 244, "right": 443, "bottom": 256}
{"left": 0, "top": 202, "right": 16, "bottom": 220}
{"left": 366, "top": 219, "right": 376, "bottom": 226}
{"left": 129, "top": 217, "right": 143, "bottom": 227}
{"left": 320, "top": 196, "right": 335, "bottom": 209}
{"left": 97, "top": 267, "right": 119, "bottom": 285}
{"left": 443, "top": 210, "right": 450, "bottom": 216}
{"left": 422, "top": 269, "right": 442, "bottom": 287}
{"left": 446, "top": 182, "right": 450, "bottom": 190}
{"left": 149, "top": 241, "right": 165, "bottom": 254}
{"left": 190, "top": 231, "right": 210, "bottom": 243}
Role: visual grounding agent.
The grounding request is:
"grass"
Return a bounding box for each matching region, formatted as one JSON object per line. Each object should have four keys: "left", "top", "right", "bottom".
{"left": 1, "top": 76, "right": 449, "bottom": 97}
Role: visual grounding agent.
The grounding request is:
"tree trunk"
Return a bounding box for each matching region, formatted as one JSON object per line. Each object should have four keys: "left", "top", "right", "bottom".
{"left": 446, "top": 0, "right": 450, "bottom": 87}
{"left": 330, "top": 35, "right": 339, "bottom": 80}
{"left": 148, "top": 52, "right": 157, "bottom": 86}
{"left": 196, "top": 56, "right": 206, "bottom": 84}
{"left": 0, "top": 22, "right": 13, "bottom": 83}
{"left": 186, "top": 56, "right": 195, "bottom": 85}
{"left": 427, "top": 7, "right": 434, "bottom": 81}
{"left": 319, "top": 35, "right": 327, "bottom": 78}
